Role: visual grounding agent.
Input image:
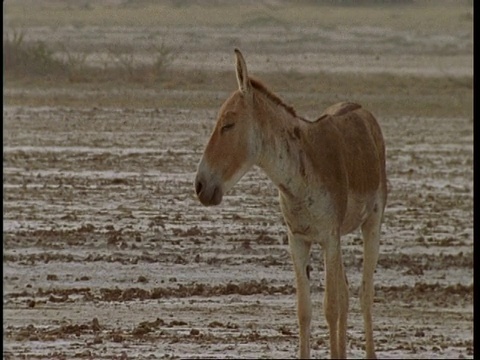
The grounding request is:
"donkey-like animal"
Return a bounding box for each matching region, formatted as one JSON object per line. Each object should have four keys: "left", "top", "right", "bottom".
{"left": 194, "top": 49, "right": 387, "bottom": 359}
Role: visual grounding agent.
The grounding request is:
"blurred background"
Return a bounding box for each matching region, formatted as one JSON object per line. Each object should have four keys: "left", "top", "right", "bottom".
{"left": 4, "top": 0, "right": 473, "bottom": 118}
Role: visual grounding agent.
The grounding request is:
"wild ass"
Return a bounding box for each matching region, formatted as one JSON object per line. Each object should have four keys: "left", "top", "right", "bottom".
{"left": 194, "top": 49, "right": 387, "bottom": 359}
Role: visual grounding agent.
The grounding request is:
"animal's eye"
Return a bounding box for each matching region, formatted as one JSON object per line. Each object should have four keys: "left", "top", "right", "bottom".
{"left": 221, "top": 122, "right": 235, "bottom": 133}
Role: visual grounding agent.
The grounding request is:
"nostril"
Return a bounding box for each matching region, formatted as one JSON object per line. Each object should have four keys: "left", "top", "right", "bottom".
{"left": 195, "top": 179, "right": 203, "bottom": 195}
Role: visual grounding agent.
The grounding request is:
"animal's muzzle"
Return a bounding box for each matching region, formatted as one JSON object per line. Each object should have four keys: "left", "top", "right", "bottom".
{"left": 195, "top": 177, "right": 203, "bottom": 196}
{"left": 194, "top": 174, "right": 223, "bottom": 206}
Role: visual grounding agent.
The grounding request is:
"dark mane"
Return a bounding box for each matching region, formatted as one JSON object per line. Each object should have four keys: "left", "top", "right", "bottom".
{"left": 249, "top": 77, "right": 297, "bottom": 117}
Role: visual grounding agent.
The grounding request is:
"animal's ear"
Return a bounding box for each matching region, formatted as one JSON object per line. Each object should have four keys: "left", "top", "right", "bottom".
{"left": 234, "top": 48, "right": 251, "bottom": 95}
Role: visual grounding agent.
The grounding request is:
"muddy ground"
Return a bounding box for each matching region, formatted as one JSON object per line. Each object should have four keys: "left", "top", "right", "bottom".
{"left": 3, "top": 2, "right": 473, "bottom": 359}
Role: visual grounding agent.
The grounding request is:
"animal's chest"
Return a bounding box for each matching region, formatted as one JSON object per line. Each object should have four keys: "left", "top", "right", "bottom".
{"left": 279, "top": 191, "right": 336, "bottom": 244}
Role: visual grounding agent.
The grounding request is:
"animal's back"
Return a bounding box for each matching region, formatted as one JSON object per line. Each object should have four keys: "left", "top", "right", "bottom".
{"left": 321, "top": 102, "right": 386, "bottom": 197}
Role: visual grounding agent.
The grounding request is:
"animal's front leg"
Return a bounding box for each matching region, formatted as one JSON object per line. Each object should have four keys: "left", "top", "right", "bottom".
{"left": 289, "top": 233, "right": 312, "bottom": 359}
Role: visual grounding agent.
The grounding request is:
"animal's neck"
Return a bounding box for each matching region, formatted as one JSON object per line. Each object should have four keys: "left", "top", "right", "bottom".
{"left": 253, "top": 93, "right": 308, "bottom": 199}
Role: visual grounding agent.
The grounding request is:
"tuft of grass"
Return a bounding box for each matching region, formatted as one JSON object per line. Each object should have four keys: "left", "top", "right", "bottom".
{"left": 59, "top": 43, "right": 90, "bottom": 82}
{"left": 104, "top": 41, "right": 174, "bottom": 83}
{"left": 150, "top": 42, "right": 175, "bottom": 80}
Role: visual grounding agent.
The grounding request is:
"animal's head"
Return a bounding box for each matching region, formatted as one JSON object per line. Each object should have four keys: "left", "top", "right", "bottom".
{"left": 194, "top": 49, "right": 260, "bottom": 206}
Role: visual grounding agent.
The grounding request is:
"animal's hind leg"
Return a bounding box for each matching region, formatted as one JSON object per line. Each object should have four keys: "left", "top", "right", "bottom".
{"left": 337, "top": 259, "right": 349, "bottom": 358}
{"left": 360, "top": 206, "right": 383, "bottom": 359}
{"left": 289, "top": 233, "right": 312, "bottom": 359}
{"left": 323, "top": 230, "right": 349, "bottom": 359}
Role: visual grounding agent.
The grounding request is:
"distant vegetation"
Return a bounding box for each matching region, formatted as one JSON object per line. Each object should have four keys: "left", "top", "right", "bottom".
{"left": 4, "top": 28, "right": 174, "bottom": 83}
{"left": 4, "top": 28, "right": 68, "bottom": 78}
